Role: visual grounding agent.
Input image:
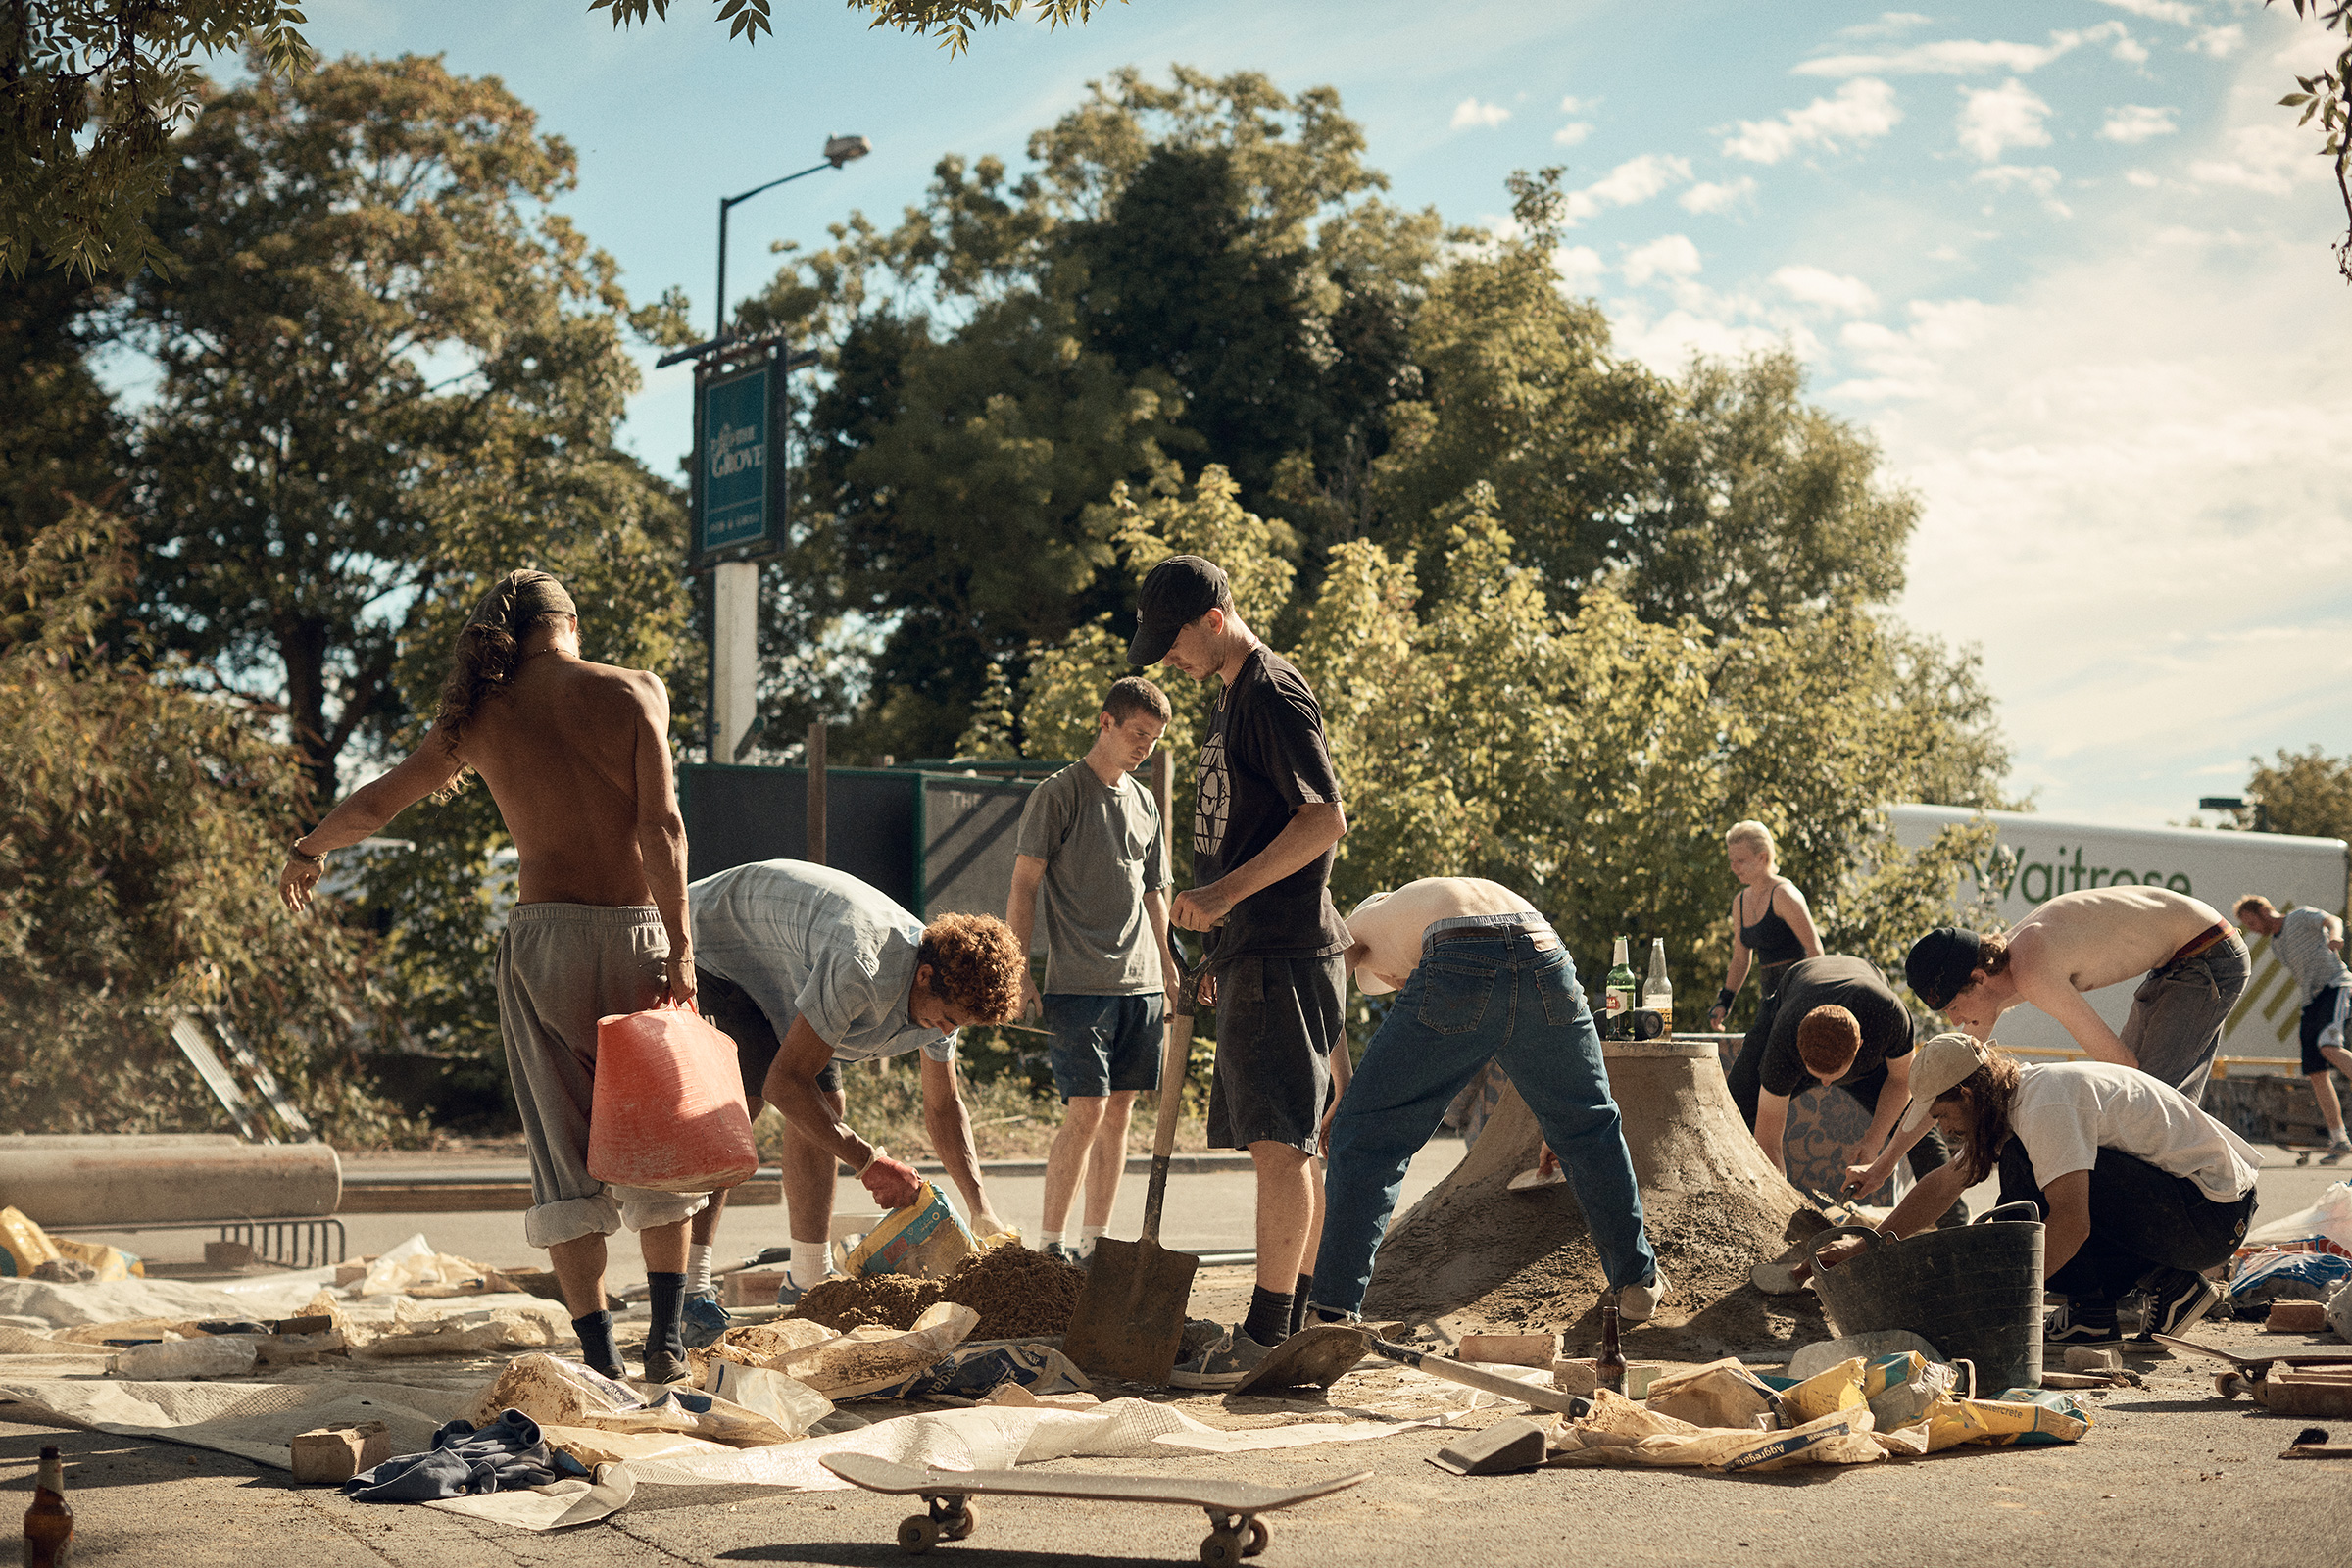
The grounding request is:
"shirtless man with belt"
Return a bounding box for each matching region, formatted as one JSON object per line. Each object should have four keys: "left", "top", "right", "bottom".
{"left": 279, "top": 570, "right": 704, "bottom": 1384}
{"left": 1902, "top": 886, "right": 2248, "bottom": 1105}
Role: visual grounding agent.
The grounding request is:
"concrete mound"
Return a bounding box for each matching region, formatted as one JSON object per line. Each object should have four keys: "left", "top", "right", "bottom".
{"left": 1361, "top": 1041, "right": 1834, "bottom": 1361}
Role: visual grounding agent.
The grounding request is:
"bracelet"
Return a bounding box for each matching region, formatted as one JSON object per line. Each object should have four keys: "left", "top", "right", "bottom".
{"left": 287, "top": 842, "right": 326, "bottom": 867}
{"left": 1715, "top": 987, "right": 1736, "bottom": 1010}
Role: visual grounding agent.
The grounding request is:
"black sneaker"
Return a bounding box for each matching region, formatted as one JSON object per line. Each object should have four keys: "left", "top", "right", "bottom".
{"left": 2136, "top": 1269, "right": 2224, "bottom": 1342}
{"left": 640, "top": 1347, "right": 690, "bottom": 1384}
{"left": 2043, "top": 1300, "right": 2121, "bottom": 1345}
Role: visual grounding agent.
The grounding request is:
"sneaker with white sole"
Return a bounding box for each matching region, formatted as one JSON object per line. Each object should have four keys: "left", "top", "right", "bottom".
{"left": 2136, "top": 1268, "right": 2224, "bottom": 1342}
{"left": 681, "top": 1290, "right": 731, "bottom": 1349}
{"left": 2043, "top": 1299, "right": 2121, "bottom": 1345}
{"left": 1618, "top": 1264, "right": 1669, "bottom": 1323}
{"left": 1168, "top": 1323, "right": 1275, "bottom": 1391}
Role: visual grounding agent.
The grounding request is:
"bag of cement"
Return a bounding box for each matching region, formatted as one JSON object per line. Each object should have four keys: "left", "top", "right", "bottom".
{"left": 1555, "top": 1390, "right": 1883, "bottom": 1471}
{"left": 114, "top": 1336, "right": 259, "bottom": 1380}
{"left": 469, "top": 1353, "right": 821, "bottom": 1446}
{"left": 768, "top": 1302, "right": 982, "bottom": 1399}
{"left": 0, "top": 1206, "right": 62, "bottom": 1277}
{"left": 1642, "top": 1357, "right": 1780, "bottom": 1428}
{"left": 51, "top": 1238, "right": 139, "bottom": 1282}
{"left": 2327, "top": 1279, "right": 2351, "bottom": 1344}
{"left": 874, "top": 1343, "right": 1093, "bottom": 1401}
{"left": 1778, "top": 1356, "right": 1869, "bottom": 1425}
{"left": 700, "top": 1359, "right": 834, "bottom": 1438}
{"left": 844, "top": 1182, "right": 976, "bottom": 1281}
{"left": 356, "top": 1235, "right": 505, "bottom": 1299}
{"left": 352, "top": 1297, "right": 572, "bottom": 1358}
{"left": 1862, "top": 1351, "right": 1958, "bottom": 1430}
{"left": 1917, "top": 1388, "right": 2090, "bottom": 1451}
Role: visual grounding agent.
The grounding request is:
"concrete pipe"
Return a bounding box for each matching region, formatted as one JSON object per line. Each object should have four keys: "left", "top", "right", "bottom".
{"left": 0, "top": 1135, "right": 341, "bottom": 1228}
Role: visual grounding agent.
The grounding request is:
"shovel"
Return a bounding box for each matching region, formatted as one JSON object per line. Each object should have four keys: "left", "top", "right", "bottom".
{"left": 1061, "top": 955, "right": 1200, "bottom": 1385}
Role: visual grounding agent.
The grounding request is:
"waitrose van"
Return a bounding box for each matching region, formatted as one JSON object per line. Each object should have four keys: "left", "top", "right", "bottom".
{"left": 1886, "top": 805, "right": 2350, "bottom": 1071}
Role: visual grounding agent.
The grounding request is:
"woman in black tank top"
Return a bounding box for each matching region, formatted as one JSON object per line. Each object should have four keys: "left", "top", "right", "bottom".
{"left": 1706, "top": 821, "right": 1823, "bottom": 1031}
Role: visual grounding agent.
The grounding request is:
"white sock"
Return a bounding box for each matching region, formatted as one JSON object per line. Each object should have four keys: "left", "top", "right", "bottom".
{"left": 1039, "top": 1230, "right": 1065, "bottom": 1247}
{"left": 685, "top": 1244, "right": 713, "bottom": 1294}
{"left": 786, "top": 1239, "right": 834, "bottom": 1288}
{"left": 1080, "top": 1224, "right": 1106, "bottom": 1256}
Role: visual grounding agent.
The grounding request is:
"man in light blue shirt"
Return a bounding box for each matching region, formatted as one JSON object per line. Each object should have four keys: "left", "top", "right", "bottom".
{"left": 682, "top": 860, "right": 1025, "bottom": 1323}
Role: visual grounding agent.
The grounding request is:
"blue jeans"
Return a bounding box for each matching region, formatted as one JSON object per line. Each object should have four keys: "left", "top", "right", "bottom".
{"left": 1311, "top": 913, "right": 1657, "bottom": 1316}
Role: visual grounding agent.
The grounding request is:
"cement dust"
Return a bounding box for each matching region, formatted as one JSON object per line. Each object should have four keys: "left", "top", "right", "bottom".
{"left": 790, "top": 1244, "right": 1086, "bottom": 1342}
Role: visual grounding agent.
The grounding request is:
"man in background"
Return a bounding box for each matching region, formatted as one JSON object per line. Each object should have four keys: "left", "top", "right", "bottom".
{"left": 2234, "top": 896, "right": 2352, "bottom": 1158}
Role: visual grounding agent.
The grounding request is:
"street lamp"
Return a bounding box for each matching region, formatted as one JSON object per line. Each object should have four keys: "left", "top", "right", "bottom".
{"left": 714, "top": 134, "right": 870, "bottom": 342}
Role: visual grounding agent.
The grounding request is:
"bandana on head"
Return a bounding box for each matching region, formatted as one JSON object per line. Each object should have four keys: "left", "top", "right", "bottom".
{"left": 466, "top": 569, "right": 576, "bottom": 635}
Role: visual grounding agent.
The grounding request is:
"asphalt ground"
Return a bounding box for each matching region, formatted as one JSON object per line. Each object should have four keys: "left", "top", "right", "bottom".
{"left": 8, "top": 1146, "right": 2346, "bottom": 1568}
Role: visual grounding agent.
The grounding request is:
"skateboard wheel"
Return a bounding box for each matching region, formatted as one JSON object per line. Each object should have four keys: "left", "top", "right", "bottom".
{"left": 1243, "top": 1518, "right": 1269, "bottom": 1557}
{"left": 899, "top": 1514, "right": 941, "bottom": 1552}
{"left": 945, "top": 1503, "right": 977, "bottom": 1541}
{"left": 1200, "top": 1529, "right": 1247, "bottom": 1568}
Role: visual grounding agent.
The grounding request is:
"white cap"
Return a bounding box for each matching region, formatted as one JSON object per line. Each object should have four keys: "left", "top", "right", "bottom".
{"left": 1898, "top": 1033, "right": 1989, "bottom": 1132}
{"left": 1348, "top": 891, "right": 1397, "bottom": 994}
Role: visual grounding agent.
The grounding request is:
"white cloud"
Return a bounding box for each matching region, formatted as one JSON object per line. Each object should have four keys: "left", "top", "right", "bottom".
{"left": 1973, "top": 164, "right": 2064, "bottom": 195}
{"left": 2189, "top": 24, "right": 2243, "bottom": 58}
{"left": 2190, "top": 122, "right": 2317, "bottom": 194}
{"left": 1563, "top": 153, "right": 1692, "bottom": 222}
{"left": 1553, "top": 122, "right": 1593, "bottom": 147}
{"left": 1559, "top": 95, "right": 1600, "bottom": 114}
{"left": 1722, "top": 78, "right": 1901, "bottom": 164}
{"left": 1621, "top": 234, "right": 1703, "bottom": 285}
{"left": 1957, "top": 79, "right": 2052, "bottom": 162}
{"left": 1797, "top": 25, "right": 2124, "bottom": 77}
{"left": 1552, "top": 244, "right": 1607, "bottom": 292}
{"left": 1838, "top": 11, "right": 1933, "bottom": 39}
{"left": 1773, "top": 265, "right": 1879, "bottom": 314}
{"left": 2126, "top": 168, "right": 2162, "bottom": 188}
{"left": 2099, "top": 105, "right": 2178, "bottom": 143}
{"left": 1451, "top": 97, "right": 1510, "bottom": 130}
{"left": 1680, "top": 176, "right": 1759, "bottom": 214}
{"left": 2110, "top": 32, "right": 2150, "bottom": 65}
{"left": 2092, "top": 0, "right": 2198, "bottom": 24}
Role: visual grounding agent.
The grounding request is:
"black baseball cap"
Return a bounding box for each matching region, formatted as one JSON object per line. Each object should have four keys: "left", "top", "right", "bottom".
{"left": 1905, "top": 927, "right": 1986, "bottom": 1011}
{"left": 1126, "top": 555, "right": 1230, "bottom": 665}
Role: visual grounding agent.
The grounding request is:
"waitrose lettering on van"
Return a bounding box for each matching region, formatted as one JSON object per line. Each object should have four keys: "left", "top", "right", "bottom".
{"left": 1971, "top": 843, "right": 2194, "bottom": 907}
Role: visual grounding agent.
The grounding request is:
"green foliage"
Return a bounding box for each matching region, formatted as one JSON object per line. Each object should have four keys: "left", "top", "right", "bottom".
{"left": 2271, "top": 0, "right": 2352, "bottom": 280}
{"left": 2246, "top": 745, "right": 2352, "bottom": 911}
{"left": 591, "top": 0, "right": 1120, "bottom": 52}
{"left": 0, "top": 511, "right": 415, "bottom": 1143}
{"left": 0, "top": 267, "right": 125, "bottom": 554}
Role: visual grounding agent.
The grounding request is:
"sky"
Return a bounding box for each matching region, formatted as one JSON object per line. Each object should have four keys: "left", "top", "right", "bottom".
{"left": 290, "top": 0, "right": 2352, "bottom": 829}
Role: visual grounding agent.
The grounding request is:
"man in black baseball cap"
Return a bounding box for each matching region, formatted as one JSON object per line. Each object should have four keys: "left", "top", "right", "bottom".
{"left": 1126, "top": 555, "right": 1232, "bottom": 666}
{"left": 1905, "top": 927, "right": 1985, "bottom": 1012}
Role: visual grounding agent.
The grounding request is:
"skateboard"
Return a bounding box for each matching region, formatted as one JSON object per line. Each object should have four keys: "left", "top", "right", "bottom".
{"left": 2149, "top": 1332, "right": 2352, "bottom": 1399}
{"left": 820, "top": 1452, "right": 1371, "bottom": 1565}
{"left": 2278, "top": 1140, "right": 2348, "bottom": 1166}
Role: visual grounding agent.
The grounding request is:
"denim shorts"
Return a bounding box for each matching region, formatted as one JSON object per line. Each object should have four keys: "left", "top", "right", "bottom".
{"left": 699, "top": 967, "right": 840, "bottom": 1105}
{"left": 1044, "top": 992, "right": 1165, "bottom": 1102}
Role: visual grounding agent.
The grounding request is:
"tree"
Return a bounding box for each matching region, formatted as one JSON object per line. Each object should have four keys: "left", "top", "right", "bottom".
{"left": 2271, "top": 0, "right": 2352, "bottom": 280}
{"left": 2248, "top": 746, "right": 2352, "bottom": 842}
{"left": 3, "top": 0, "right": 1121, "bottom": 280}
{"left": 0, "top": 267, "right": 125, "bottom": 554}
{"left": 131, "top": 52, "right": 679, "bottom": 803}
{"left": 0, "top": 510, "right": 411, "bottom": 1140}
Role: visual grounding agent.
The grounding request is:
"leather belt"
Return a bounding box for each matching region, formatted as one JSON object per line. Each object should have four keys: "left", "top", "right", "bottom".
{"left": 2167, "top": 920, "right": 2235, "bottom": 968}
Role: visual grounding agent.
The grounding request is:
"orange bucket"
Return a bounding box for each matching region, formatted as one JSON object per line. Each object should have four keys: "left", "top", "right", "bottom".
{"left": 587, "top": 1003, "right": 759, "bottom": 1193}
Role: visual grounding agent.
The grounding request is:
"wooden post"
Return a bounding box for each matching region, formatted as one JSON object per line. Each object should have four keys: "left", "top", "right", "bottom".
{"left": 807, "top": 720, "right": 827, "bottom": 866}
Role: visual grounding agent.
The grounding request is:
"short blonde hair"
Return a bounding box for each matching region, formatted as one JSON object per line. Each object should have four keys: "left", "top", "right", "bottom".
{"left": 1726, "top": 820, "right": 1777, "bottom": 865}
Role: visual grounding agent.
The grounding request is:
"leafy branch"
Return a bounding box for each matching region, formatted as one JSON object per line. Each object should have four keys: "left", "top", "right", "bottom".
{"left": 588, "top": 0, "right": 1122, "bottom": 52}
{"left": 2275, "top": 0, "right": 2352, "bottom": 280}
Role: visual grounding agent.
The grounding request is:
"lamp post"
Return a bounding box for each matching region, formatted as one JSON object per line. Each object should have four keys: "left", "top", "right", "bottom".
{"left": 714, "top": 134, "right": 869, "bottom": 341}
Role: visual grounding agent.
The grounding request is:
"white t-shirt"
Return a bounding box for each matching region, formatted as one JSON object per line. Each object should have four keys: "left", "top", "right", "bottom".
{"left": 2010, "top": 1062, "right": 2259, "bottom": 1202}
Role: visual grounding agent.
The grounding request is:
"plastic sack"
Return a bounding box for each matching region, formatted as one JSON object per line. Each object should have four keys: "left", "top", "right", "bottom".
{"left": 114, "top": 1336, "right": 258, "bottom": 1380}
{"left": 0, "top": 1206, "right": 61, "bottom": 1277}
{"left": 2228, "top": 1248, "right": 2352, "bottom": 1303}
{"left": 589, "top": 1002, "right": 759, "bottom": 1193}
{"left": 1642, "top": 1357, "right": 1780, "bottom": 1428}
{"left": 2242, "top": 1179, "right": 2352, "bottom": 1251}
{"left": 844, "top": 1182, "right": 977, "bottom": 1281}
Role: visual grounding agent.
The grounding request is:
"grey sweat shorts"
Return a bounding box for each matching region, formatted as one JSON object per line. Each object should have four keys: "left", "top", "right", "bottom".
{"left": 1205, "top": 953, "right": 1346, "bottom": 1155}
{"left": 2121, "top": 932, "right": 2250, "bottom": 1105}
{"left": 496, "top": 904, "right": 710, "bottom": 1249}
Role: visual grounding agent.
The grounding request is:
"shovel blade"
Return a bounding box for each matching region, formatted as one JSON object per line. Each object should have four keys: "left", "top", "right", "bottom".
{"left": 1061, "top": 1236, "right": 1200, "bottom": 1386}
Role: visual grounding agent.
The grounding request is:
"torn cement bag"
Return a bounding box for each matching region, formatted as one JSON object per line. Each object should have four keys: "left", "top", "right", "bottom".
{"left": 356, "top": 1235, "right": 505, "bottom": 1299}
{"left": 1862, "top": 1351, "right": 1957, "bottom": 1430}
{"left": 468, "top": 1353, "right": 822, "bottom": 1446}
{"left": 0, "top": 1207, "right": 63, "bottom": 1277}
{"left": 1917, "top": 1388, "right": 2090, "bottom": 1451}
{"left": 699, "top": 1359, "right": 834, "bottom": 1438}
{"left": 714, "top": 1302, "right": 982, "bottom": 1401}
{"left": 1642, "top": 1358, "right": 1780, "bottom": 1428}
{"left": 868, "top": 1343, "right": 1092, "bottom": 1402}
{"left": 2330, "top": 1279, "right": 2352, "bottom": 1344}
{"left": 845, "top": 1183, "right": 976, "bottom": 1280}
{"left": 1553, "top": 1391, "right": 1884, "bottom": 1471}
{"left": 350, "top": 1298, "right": 573, "bottom": 1358}
{"left": 1778, "top": 1356, "right": 1869, "bottom": 1424}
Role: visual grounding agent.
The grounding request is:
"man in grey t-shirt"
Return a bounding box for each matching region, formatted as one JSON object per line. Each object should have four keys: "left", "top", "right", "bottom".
{"left": 1006, "top": 677, "right": 1181, "bottom": 1265}
{"left": 2235, "top": 895, "right": 2352, "bottom": 1154}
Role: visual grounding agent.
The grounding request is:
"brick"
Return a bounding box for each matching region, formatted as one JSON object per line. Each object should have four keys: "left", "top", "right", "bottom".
{"left": 290, "top": 1421, "right": 391, "bottom": 1485}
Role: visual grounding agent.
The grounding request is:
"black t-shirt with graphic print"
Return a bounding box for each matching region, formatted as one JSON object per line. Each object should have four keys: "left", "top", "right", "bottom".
{"left": 1193, "top": 646, "right": 1348, "bottom": 960}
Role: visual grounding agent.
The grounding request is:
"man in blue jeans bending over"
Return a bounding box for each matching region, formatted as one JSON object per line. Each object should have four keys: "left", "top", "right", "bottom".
{"left": 1309, "top": 877, "right": 1665, "bottom": 1325}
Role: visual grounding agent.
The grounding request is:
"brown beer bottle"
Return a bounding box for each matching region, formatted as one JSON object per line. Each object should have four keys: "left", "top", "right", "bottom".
{"left": 23, "top": 1445, "right": 72, "bottom": 1567}
{"left": 1595, "top": 1303, "right": 1627, "bottom": 1396}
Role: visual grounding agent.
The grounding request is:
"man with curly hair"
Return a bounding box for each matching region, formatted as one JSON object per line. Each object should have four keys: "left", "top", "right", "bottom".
{"left": 681, "top": 859, "right": 1024, "bottom": 1326}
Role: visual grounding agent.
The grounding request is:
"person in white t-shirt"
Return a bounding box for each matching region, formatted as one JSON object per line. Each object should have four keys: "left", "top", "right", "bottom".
{"left": 1814, "top": 1035, "right": 2259, "bottom": 1347}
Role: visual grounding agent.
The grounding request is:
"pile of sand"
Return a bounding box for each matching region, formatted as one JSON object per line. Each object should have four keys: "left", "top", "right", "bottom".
{"left": 790, "top": 1244, "right": 1087, "bottom": 1342}
{"left": 1362, "top": 1044, "right": 1835, "bottom": 1362}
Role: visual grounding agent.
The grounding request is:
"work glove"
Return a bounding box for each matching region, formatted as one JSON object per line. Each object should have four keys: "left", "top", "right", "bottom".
{"left": 859, "top": 1150, "right": 923, "bottom": 1209}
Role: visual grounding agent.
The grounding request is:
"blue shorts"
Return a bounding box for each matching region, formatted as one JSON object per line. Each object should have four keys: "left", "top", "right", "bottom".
{"left": 2301, "top": 984, "right": 2350, "bottom": 1076}
{"left": 1045, "top": 993, "right": 1165, "bottom": 1102}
